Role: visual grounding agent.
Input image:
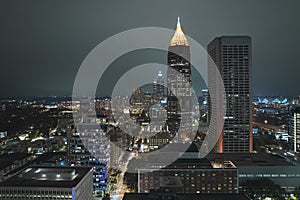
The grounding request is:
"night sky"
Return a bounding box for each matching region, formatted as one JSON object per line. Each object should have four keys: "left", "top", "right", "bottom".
{"left": 1, "top": 0, "right": 299, "bottom": 97}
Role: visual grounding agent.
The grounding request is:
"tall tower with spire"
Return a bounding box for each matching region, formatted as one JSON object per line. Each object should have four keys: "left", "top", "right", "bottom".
{"left": 167, "top": 17, "right": 192, "bottom": 139}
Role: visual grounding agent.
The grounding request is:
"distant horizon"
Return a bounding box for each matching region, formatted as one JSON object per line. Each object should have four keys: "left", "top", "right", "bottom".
{"left": 0, "top": 94, "right": 299, "bottom": 100}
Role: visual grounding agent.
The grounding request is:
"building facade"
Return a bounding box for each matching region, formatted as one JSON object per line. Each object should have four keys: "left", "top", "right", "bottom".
{"left": 207, "top": 36, "right": 253, "bottom": 153}
{"left": 138, "top": 158, "right": 238, "bottom": 194}
{"left": 206, "top": 152, "right": 300, "bottom": 192}
{"left": 167, "top": 17, "right": 192, "bottom": 139}
{"left": 70, "top": 99, "right": 110, "bottom": 194}
{"left": 153, "top": 71, "right": 165, "bottom": 101}
{"left": 0, "top": 166, "right": 93, "bottom": 200}
{"left": 290, "top": 106, "right": 300, "bottom": 152}
{"left": 123, "top": 193, "right": 250, "bottom": 200}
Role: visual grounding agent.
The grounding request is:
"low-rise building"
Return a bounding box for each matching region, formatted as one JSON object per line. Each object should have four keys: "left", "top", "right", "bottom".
{"left": 123, "top": 193, "right": 250, "bottom": 200}
{"left": 138, "top": 158, "right": 238, "bottom": 194}
{"left": 0, "top": 166, "right": 93, "bottom": 200}
{"left": 206, "top": 152, "right": 300, "bottom": 192}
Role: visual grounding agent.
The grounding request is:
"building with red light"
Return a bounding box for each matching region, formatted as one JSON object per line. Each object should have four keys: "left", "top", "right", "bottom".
{"left": 208, "top": 36, "right": 253, "bottom": 153}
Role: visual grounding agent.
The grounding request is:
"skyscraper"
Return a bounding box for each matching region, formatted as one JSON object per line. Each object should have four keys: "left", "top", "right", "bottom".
{"left": 290, "top": 106, "right": 300, "bottom": 152}
{"left": 70, "top": 99, "right": 110, "bottom": 194}
{"left": 153, "top": 71, "right": 165, "bottom": 101}
{"left": 208, "top": 36, "right": 252, "bottom": 153}
{"left": 167, "top": 17, "right": 192, "bottom": 138}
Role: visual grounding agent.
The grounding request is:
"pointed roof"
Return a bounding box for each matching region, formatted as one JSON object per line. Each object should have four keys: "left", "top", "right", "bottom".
{"left": 262, "top": 98, "right": 269, "bottom": 103}
{"left": 281, "top": 98, "right": 288, "bottom": 104}
{"left": 169, "top": 17, "right": 189, "bottom": 46}
{"left": 272, "top": 98, "right": 281, "bottom": 104}
{"left": 157, "top": 71, "right": 163, "bottom": 77}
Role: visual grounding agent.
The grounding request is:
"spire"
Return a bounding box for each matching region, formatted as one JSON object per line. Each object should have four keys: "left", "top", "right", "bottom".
{"left": 158, "top": 71, "right": 163, "bottom": 77}
{"left": 170, "top": 17, "right": 189, "bottom": 46}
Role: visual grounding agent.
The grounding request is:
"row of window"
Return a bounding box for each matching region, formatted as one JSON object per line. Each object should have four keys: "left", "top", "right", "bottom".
{"left": 239, "top": 173, "right": 300, "bottom": 178}
{"left": 0, "top": 192, "right": 72, "bottom": 200}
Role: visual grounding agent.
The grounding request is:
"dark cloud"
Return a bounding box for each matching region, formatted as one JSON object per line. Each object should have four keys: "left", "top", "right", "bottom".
{"left": 0, "top": 0, "right": 299, "bottom": 97}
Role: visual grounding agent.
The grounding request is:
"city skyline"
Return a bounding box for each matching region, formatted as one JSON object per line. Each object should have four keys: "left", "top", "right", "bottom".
{"left": 1, "top": 1, "right": 300, "bottom": 199}
{"left": 0, "top": 0, "right": 300, "bottom": 97}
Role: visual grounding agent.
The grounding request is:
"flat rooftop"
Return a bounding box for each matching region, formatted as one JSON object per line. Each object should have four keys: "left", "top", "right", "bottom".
{"left": 0, "top": 153, "right": 31, "bottom": 170}
{"left": 167, "top": 158, "right": 213, "bottom": 169}
{"left": 206, "top": 153, "right": 293, "bottom": 166}
{"left": 0, "top": 166, "right": 92, "bottom": 188}
{"left": 123, "top": 193, "right": 250, "bottom": 200}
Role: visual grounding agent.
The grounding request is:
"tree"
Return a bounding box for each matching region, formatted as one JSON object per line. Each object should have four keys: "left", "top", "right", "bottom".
{"left": 241, "top": 178, "right": 286, "bottom": 200}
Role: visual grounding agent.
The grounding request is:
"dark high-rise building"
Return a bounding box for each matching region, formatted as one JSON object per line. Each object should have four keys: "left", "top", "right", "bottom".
{"left": 208, "top": 36, "right": 252, "bottom": 153}
{"left": 167, "top": 17, "right": 192, "bottom": 138}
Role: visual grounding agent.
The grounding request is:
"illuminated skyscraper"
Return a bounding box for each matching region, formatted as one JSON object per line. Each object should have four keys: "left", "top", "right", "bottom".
{"left": 153, "top": 71, "right": 165, "bottom": 101}
{"left": 69, "top": 99, "right": 109, "bottom": 194}
{"left": 208, "top": 36, "right": 252, "bottom": 153}
{"left": 167, "top": 17, "right": 192, "bottom": 138}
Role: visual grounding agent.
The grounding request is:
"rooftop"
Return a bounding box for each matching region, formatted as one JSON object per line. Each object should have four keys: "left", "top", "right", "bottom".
{"left": 0, "top": 153, "right": 31, "bottom": 170}
{"left": 206, "top": 153, "right": 293, "bottom": 167}
{"left": 169, "top": 17, "right": 189, "bottom": 46}
{"left": 123, "top": 193, "right": 250, "bottom": 200}
{"left": 167, "top": 158, "right": 213, "bottom": 169}
{"left": 0, "top": 166, "right": 92, "bottom": 188}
